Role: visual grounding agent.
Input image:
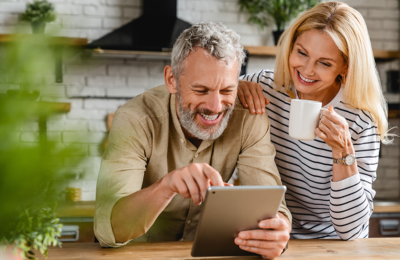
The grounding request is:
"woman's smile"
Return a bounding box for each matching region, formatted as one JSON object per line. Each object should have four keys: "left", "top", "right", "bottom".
{"left": 297, "top": 70, "right": 318, "bottom": 85}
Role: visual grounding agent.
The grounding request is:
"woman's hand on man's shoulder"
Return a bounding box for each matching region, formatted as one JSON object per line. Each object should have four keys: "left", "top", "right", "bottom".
{"left": 238, "top": 80, "right": 269, "bottom": 114}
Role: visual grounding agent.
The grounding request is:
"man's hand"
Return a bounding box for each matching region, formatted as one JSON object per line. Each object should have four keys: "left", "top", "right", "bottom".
{"left": 234, "top": 213, "right": 290, "bottom": 259}
{"left": 161, "top": 163, "right": 231, "bottom": 205}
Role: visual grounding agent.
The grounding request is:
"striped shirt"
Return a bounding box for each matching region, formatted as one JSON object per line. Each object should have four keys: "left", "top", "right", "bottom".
{"left": 242, "top": 70, "right": 379, "bottom": 240}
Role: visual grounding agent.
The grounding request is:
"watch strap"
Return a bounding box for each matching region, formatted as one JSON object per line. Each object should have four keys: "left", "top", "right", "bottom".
{"left": 333, "top": 158, "right": 346, "bottom": 165}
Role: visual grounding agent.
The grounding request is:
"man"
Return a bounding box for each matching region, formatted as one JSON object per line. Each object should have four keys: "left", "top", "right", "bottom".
{"left": 94, "top": 22, "right": 291, "bottom": 259}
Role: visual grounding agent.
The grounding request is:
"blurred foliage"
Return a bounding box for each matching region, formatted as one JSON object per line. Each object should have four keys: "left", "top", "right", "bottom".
{"left": 0, "top": 33, "right": 82, "bottom": 259}
{"left": 238, "top": 0, "right": 321, "bottom": 31}
{"left": 20, "top": 0, "right": 56, "bottom": 24}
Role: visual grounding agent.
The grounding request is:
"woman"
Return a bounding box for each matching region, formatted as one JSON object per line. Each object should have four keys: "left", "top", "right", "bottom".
{"left": 239, "top": 2, "right": 392, "bottom": 240}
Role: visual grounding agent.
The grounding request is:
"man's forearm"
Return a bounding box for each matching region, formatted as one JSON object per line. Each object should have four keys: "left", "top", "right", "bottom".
{"left": 111, "top": 179, "right": 175, "bottom": 243}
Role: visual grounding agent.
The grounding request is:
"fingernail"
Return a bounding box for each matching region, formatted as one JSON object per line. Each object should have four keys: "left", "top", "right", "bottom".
{"left": 236, "top": 238, "right": 242, "bottom": 244}
{"left": 239, "top": 233, "right": 246, "bottom": 239}
{"left": 257, "top": 109, "right": 261, "bottom": 113}
{"left": 260, "top": 222, "right": 266, "bottom": 228}
{"left": 252, "top": 109, "right": 255, "bottom": 113}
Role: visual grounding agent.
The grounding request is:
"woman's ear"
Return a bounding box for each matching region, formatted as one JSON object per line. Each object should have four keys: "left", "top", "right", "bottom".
{"left": 164, "top": 65, "right": 177, "bottom": 94}
{"left": 341, "top": 62, "right": 349, "bottom": 78}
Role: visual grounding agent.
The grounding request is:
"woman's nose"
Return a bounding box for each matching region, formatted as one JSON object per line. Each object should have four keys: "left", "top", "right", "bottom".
{"left": 303, "top": 61, "right": 315, "bottom": 76}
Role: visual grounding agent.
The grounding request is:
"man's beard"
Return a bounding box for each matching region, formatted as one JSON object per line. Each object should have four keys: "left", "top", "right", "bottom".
{"left": 176, "top": 91, "right": 234, "bottom": 141}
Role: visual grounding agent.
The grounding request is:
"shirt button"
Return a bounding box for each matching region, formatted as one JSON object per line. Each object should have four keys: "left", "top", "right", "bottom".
{"left": 186, "top": 220, "right": 192, "bottom": 224}
{"left": 194, "top": 153, "right": 198, "bottom": 158}
{"left": 180, "top": 138, "right": 184, "bottom": 143}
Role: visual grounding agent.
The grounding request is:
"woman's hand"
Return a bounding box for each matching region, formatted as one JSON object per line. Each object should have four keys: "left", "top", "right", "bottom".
{"left": 315, "top": 105, "right": 355, "bottom": 159}
{"left": 238, "top": 80, "right": 270, "bottom": 114}
{"left": 315, "top": 105, "right": 358, "bottom": 182}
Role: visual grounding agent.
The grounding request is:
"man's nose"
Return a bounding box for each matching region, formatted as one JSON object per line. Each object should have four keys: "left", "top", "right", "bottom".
{"left": 206, "top": 92, "right": 223, "bottom": 113}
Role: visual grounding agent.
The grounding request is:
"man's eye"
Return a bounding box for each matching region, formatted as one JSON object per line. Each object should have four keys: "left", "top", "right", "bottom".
{"left": 221, "top": 90, "right": 233, "bottom": 94}
{"left": 196, "top": 90, "right": 207, "bottom": 94}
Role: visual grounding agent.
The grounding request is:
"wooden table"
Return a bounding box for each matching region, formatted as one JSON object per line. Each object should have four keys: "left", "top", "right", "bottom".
{"left": 40, "top": 238, "right": 400, "bottom": 260}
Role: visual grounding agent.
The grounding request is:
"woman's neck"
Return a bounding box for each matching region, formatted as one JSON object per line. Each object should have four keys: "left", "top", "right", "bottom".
{"left": 297, "top": 82, "right": 341, "bottom": 107}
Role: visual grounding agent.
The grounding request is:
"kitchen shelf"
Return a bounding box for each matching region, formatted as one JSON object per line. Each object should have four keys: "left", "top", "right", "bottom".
{"left": 0, "top": 34, "right": 87, "bottom": 46}
{"left": 56, "top": 201, "right": 95, "bottom": 218}
{"left": 243, "top": 45, "right": 400, "bottom": 60}
{"left": 0, "top": 34, "right": 88, "bottom": 83}
{"left": 84, "top": 48, "right": 172, "bottom": 60}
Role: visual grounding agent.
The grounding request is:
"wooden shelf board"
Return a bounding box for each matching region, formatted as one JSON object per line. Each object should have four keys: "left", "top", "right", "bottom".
{"left": 244, "top": 45, "right": 400, "bottom": 60}
{"left": 86, "top": 48, "right": 172, "bottom": 60}
{"left": 56, "top": 201, "right": 95, "bottom": 218}
{"left": 374, "top": 201, "right": 400, "bottom": 213}
{"left": 37, "top": 101, "right": 71, "bottom": 113}
{"left": 243, "top": 45, "right": 277, "bottom": 56}
{"left": 0, "top": 34, "right": 88, "bottom": 46}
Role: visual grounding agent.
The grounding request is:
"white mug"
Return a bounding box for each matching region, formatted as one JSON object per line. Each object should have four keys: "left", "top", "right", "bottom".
{"left": 289, "top": 99, "right": 327, "bottom": 141}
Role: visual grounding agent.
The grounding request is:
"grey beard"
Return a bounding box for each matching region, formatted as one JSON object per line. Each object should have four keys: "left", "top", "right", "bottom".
{"left": 176, "top": 91, "right": 234, "bottom": 141}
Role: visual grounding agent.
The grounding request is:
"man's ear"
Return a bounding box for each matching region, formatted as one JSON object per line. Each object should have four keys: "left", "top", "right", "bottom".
{"left": 164, "top": 65, "right": 177, "bottom": 94}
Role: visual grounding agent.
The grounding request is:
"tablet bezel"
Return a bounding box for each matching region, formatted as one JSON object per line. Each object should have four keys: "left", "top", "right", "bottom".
{"left": 191, "top": 185, "right": 286, "bottom": 257}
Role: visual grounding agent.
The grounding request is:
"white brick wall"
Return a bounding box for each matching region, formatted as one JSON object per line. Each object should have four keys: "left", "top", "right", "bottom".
{"left": 2, "top": 0, "right": 399, "bottom": 200}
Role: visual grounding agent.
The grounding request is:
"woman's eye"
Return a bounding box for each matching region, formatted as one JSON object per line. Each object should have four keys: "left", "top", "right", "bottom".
{"left": 321, "top": 62, "right": 331, "bottom": 67}
{"left": 196, "top": 90, "right": 207, "bottom": 94}
{"left": 298, "top": 50, "right": 307, "bottom": 56}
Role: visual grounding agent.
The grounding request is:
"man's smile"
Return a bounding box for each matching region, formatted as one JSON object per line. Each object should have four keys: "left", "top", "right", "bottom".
{"left": 197, "top": 112, "right": 223, "bottom": 126}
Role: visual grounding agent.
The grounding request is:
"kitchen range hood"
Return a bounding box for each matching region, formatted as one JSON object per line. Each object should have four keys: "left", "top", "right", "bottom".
{"left": 86, "top": 0, "right": 191, "bottom": 52}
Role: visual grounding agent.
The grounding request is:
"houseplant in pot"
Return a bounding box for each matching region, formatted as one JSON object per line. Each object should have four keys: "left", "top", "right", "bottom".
{"left": 0, "top": 33, "right": 83, "bottom": 259}
{"left": 238, "top": 0, "right": 320, "bottom": 45}
{"left": 19, "top": 0, "right": 56, "bottom": 34}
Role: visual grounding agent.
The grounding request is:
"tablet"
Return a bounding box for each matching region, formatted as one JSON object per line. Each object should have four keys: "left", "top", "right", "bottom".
{"left": 191, "top": 186, "right": 286, "bottom": 257}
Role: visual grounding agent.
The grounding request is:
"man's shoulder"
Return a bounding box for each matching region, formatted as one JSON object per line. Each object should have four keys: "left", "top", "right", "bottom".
{"left": 116, "top": 85, "right": 171, "bottom": 122}
{"left": 232, "top": 98, "right": 269, "bottom": 123}
{"left": 226, "top": 98, "right": 270, "bottom": 135}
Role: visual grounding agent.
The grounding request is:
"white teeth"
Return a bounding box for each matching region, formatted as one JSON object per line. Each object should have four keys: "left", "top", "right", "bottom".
{"left": 201, "top": 113, "right": 218, "bottom": 121}
{"left": 299, "top": 72, "right": 316, "bottom": 83}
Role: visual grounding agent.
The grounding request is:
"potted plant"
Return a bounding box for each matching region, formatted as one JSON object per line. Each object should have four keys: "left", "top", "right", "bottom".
{"left": 19, "top": 0, "right": 56, "bottom": 34}
{"left": 238, "top": 0, "right": 320, "bottom": 45}
{"left": 0, "top": 33, "right": 83, "bottom": 260}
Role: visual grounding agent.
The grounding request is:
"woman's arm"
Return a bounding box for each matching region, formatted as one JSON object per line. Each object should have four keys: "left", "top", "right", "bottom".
{"left": 316, "top": 107, "right": 378, "bottom": 240}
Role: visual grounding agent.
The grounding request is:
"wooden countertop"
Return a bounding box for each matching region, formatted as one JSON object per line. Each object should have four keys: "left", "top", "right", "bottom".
{"left": 39, "top": 238, "right": 400, "bottom": 260}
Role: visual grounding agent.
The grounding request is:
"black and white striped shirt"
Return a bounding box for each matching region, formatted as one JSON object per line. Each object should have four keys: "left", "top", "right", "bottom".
{"left": 242, "top": 70, "right": 379, "bottom": 240}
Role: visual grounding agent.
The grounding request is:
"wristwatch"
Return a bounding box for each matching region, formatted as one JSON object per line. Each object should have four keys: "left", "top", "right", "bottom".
{"left": 333, "top": 154, "right": 356, "bottom": 165}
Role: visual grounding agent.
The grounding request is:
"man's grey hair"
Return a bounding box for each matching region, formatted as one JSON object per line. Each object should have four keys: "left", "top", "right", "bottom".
{"left": 171, "top": 22, "right": 246, "bottom": 80}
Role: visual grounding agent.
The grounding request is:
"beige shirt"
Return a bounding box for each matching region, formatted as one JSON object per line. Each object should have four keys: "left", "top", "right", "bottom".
{"left": 94, "top": 85, "right": 291, "bottom": 247}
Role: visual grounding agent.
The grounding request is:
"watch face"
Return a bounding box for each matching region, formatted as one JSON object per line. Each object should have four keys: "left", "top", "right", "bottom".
{"left": 345, "top": 154, "right": 355, "bottom": 165}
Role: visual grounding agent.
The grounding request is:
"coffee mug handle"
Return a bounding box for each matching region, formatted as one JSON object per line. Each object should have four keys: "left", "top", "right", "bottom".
{"left": 318, "top": 108, "right": 329, "bottom": 125}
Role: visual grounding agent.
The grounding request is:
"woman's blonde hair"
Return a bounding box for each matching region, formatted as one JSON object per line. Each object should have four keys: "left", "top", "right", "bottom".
{"left": 275, "top": 1, "right": 392, "bottom": 144}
